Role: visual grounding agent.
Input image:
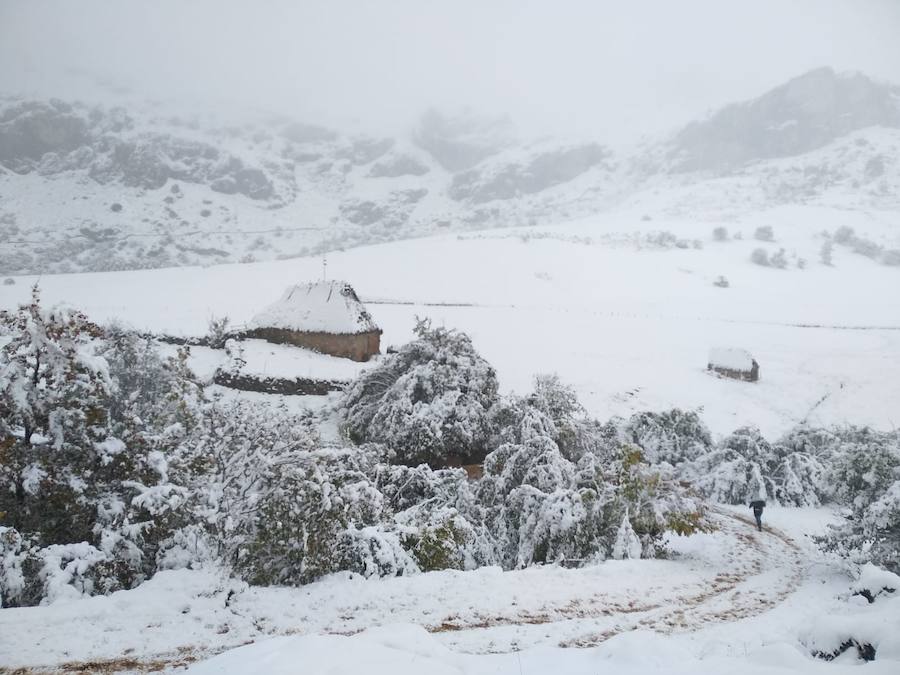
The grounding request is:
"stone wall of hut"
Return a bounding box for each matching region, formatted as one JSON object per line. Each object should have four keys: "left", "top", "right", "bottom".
{"left": 242, "top": 327, "right": 381, "bottom": 362}
{"left": 707, "top": 361, "right": 760, "bottom": 382}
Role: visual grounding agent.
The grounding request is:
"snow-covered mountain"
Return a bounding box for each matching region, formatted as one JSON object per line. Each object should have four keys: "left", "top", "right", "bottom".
{"left": 1, "top": 67, "right": 898, "bottom": 275}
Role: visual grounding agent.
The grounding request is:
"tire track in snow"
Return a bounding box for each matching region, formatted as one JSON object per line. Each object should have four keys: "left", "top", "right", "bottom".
{"left": 432, "top": 509, "right": 805, "bottom": 653}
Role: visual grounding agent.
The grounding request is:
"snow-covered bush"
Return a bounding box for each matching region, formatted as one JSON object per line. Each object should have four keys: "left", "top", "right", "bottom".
{"left": 684, "top": 424, "right": 900, "bottom": 510}
{"left": 833, "top": 226, "right": 855, "bottom": 244}
{"left": 855, "top": 482, "right": 900, "bottom": 573}
{"left": 341, "top": 319, "right": 500, "bottom": 466}
{"left": 819, "top": 479, "right": 900, "bottom": 574}
{"left": 610, "top": 447, "right": 710, "bottom": 546}
{"left": 197, "top": 409, "right": 489, "bottom": 584}
{"left": 851, "top": 237, "right": 883, "bottom": 260}
{"left": 814, "top": 428, "right": 900, "bottom": 570}
{"left": 683, "top": 427, "right": 772, "bottom": 504}
{"left": 754, "top": 225, "right": 775, "bottom": 242}
{"left": 0, "top": 527, "right": 42, "bottom": 607}
{"left": 0, "top": 292, "right": 208, "bottom": 605}
{"left": 476, "top": 403, "right": 709, "bottom": 568}
{"left": 206, "top": 315, "right": 231, "bottom": 349}
{"left": 770, "top": 248, "right": 788, "bottom": 269}
{"left": 751, "top": 248, "right": 769, "bottom": 266}
{"left": 487, "top": 378, "right": 619, "bottom": 466}
{"left": 712, "top": 227, "right": 728, "bottom": 241}
{"left": 526, "top": 374, "right": 604, "bottom": 461}
{"left": 713, "top": 275, "right": 730, "bottom": 288}
{"left": 231, "top": 445, "right": 394, "bottom": 585}
{"left": 827, "top": 429, "right": 900, "bottom": 510}
{"left": 820, "top": 240, "right": 834, "bottom": 266}
{"left": 624, "top": 409, "right": 712, "bottom": 465}
{"left": 0, "top": 528, "right": 126, "bottom": 607}
{"left": 831, "top": 227, "right": 885, "bottom": 262}
{"left": 683, "top": 426, "right": 829, "bottom": 507}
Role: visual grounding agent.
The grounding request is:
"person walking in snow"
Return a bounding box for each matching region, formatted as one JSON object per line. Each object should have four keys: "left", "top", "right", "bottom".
{"left": 749, "top": 499, "right": 766, "bottom": 531}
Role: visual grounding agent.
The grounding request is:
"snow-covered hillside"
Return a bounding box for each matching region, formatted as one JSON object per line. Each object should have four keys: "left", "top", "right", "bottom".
{"left": 2, "top": 67, "right": 898, "bottom": 275}
{"left": 2, "top": 61, "right": 900, "bottom": 675}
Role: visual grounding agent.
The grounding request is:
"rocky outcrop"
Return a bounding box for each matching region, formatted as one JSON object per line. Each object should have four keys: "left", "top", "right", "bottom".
{"left": 0, "top": 100, "right": 281, "bottom": 200}
{"left": 281, "top": 121, "right": 337, "bottom": 144}
{"left": 335, "top": 137, "right": 394, "bottom": 165}
{"left": 340, "top": 189, "right": 428, "bottom": 228}
{"left": 0, "top": 100, "right": 91, "bottom": 172}
{"left": 449, "top": 143, "right": 610, "bottom": 203}
{"left": 368, "top": 152, "right": 430, "bottom": 177}
{"left": 2, "top": 66, "right": 900, "bottom": 275}
{"left": 670, "top": 68, "right": 900, "bottom": 172}
{"left": 414, "top": 108, "right": 514, "bottom": 171}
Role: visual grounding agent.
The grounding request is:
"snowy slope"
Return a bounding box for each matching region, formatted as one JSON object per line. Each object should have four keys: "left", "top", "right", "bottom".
{"left": 2, "top": 67, "right": 898, "bottom": 275}
{"left": 2, "top": 203, "right": 898, "bottom": 437}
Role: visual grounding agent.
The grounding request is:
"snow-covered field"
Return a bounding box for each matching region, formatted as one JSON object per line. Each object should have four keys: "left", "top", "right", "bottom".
{"left": 2, "top": 506, "right": 897, "bottom": 673}
{"left": 5, "top": 27, "right": 900, "bottom": 675}
{"left": 3, "top": 203, "right": 898, "bottom": 437}
{"left": 2, "top": 202, "right": 899, "bottom": 673}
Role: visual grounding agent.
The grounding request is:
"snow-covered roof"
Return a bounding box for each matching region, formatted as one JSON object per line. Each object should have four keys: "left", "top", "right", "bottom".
{"left": 250, "top": 281, "right": 379, "bottom": 335}
{"left": 708, "top": 347, "right": 756, "bottom": 372}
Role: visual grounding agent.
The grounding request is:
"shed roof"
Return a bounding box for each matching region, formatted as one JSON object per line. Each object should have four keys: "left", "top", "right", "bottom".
{"left": 250, "top": 281, "right": 379, "bottom": 335}
{"left": 708, "top": 347, "right": 756, "bottom": 372}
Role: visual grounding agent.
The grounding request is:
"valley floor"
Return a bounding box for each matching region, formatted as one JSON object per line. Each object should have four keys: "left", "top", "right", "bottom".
{"left": 2, "top": 204, "right": 898, "bottom": 437}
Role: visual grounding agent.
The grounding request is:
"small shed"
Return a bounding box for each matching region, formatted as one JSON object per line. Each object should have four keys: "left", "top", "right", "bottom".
{"left": 708, "top": 347, "right": 759, "bottom": 382}
{"left": 245, "top": 281, "right": 382, "bottom": 362}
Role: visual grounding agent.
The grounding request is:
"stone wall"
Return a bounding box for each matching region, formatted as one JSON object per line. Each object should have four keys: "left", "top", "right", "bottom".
{"left": 213, "top": 370, "right": 347, "bottom": 396}
{"left": 708, "top": 361, "right": 760, "bottom": 382}
{"left": 241, "top": 328, "right": 381, "bottom": 362}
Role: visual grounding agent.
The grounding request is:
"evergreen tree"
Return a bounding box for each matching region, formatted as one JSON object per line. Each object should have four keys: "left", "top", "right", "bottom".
{"left": 341, "top": 319, "right": 500, "bottom": 466}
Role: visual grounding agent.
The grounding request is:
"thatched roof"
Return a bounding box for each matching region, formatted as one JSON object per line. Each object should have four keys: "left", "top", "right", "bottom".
{"left": 250, "top": 281, "right": 379, "bottom": 335}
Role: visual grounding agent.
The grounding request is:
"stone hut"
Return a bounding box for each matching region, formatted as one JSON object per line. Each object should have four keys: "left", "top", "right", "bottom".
{"left": 707, "top": 347, "right": 759, "bottom": 382}
{"left": 245, "top": 281, "right": 382, "bottom": 362}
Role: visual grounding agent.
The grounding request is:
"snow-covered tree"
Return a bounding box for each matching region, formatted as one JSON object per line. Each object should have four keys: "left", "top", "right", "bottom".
{"left": 0, "top": 287, "right": 112, "bottom": 547}
{"left": 684, "top": 426, "right": 830, "bottom": 507}
{"left": 624, "top": 409, "right": 712, "bottom": 465}
{"left": 828, "top": 432, "right": 900, "bottom": 511}
{"left": 859, "top": 481, "right": 900, "bottom": 572}
{"left": 476, "top": 402, "right": 708, "bottom": 568}
{"left": 231, "top": 444, "right": 396, "bottom": 585}
{"left": 0, "top": 294, "right": 207, "bottom": 605}
{"left": 341, "top": 319, "right": 500, "bottom": 466}
{"left": 818, "top": 430, "right": 900, "bottom": 573}
{"left": 684, "top": 427, "right": 776, "bottom": 504}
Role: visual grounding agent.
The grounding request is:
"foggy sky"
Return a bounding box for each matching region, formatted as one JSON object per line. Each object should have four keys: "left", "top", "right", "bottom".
{"left": 2, "top": 0, "right": 899, "bottom": 141}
